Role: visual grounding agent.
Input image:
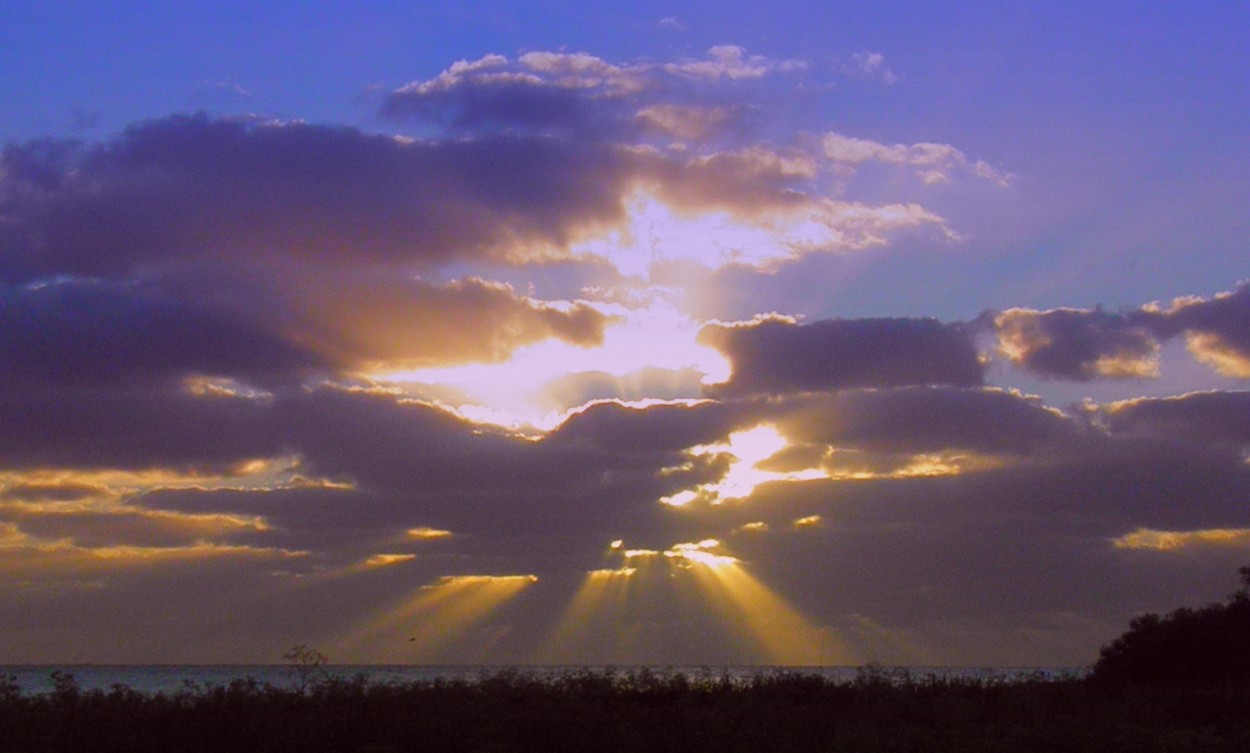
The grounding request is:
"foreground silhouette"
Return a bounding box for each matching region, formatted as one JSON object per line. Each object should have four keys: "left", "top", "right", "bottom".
{"left": 1092, "top": 565, "right": 1250, "bottom": 685}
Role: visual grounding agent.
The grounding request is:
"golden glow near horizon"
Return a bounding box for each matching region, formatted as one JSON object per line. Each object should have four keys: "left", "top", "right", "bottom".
{"left": 661, "top": 425, "right": 827, "bottom": 506}
{"left": 334, "top": 574, "right": 538, "bottom": 662}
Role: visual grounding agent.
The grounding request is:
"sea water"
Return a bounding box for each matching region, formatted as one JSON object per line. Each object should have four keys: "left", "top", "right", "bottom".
{"left": 0, "top": 664, "right": 1083, "bottom": 696}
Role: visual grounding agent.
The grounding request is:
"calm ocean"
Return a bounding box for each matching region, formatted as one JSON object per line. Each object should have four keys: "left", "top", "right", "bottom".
{"left": 0, "top": 665, "right": 1083, "bottom": 696}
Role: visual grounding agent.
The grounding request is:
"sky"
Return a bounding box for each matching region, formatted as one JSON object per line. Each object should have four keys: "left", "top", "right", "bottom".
{"left": 1, "top": 2, "right": 1248, "bottom": 666}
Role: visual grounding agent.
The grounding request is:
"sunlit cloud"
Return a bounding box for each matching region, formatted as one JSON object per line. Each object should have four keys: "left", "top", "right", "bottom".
{"left": 820, "top": 132, "right": 1011, "bottom": 185}
{"left": 993, "top": 307, "right": 1160, "bottom": 380}
{"left": 406, "top": 527, "right": 453, "bottom": 540}
{"left": 1186, "top": 332, "right": 1250, "bottom": 378}
{"left": 0, "top": 538, "right": 303, "bottom": 586}
{"left": 793, "top": 515, "right": 823, "bottom": 528}
{"left": 1111, "top": 527, "right": 1250, "bottom": 551}
{"left": 360, "top": 553, "right": 417, "bottom": 568}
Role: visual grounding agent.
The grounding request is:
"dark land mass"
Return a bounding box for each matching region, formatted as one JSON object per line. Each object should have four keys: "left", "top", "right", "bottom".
{"left": 4, "top": 568, "right": 1250, "bottom": 753}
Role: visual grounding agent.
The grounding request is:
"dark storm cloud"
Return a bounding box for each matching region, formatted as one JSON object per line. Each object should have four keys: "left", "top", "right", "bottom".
{"left": 769, "top": 386, "right": 1081, "bottom": 456}
{"left": 0, "top": 506, "right": 264, "bottom": 549}
{"left": 384, "top": 67, "right": 615, "bottom": 138}
{"left": 991, "top": 307, "right": 1159, "bottom": 380}
{"left": 1099, "top": 391, "right": 1250, "bottom": 446}
{"left": 0, "top": 115, "right": 635, "bottom": 282}
{"left": 699, "top": 316, "right": 984, "bottom": 397}
{"left": 280, "top": 274, "right": 610, "bottom": 370}
{"left": 0, "top": 272, "right": 611, "bottom": 401}
{"left": 0, "top": 280, "right": 316, "bottom": 389}
{"left": 988, "top": 283, "right": 1250, "bottom": 381}
{"left": 381, "top": 48, "right": 801, "bottom": 143}
{"left": 134, "top": 485, "right": 413, "bottom": 556}
{"left": 546, "top": 398, "right": 746, "bottom": 454}
{"left": 1152, "top": 283, "right": 1250, "bottom": 377}
{"left": 279, "top": 388, "right": 724, "bottom": 496}
{"left": 0, "top": 386, "right": 279, "bottom": 472}
{"left": 105, "top": 390, "right": 744, "bottom": 569}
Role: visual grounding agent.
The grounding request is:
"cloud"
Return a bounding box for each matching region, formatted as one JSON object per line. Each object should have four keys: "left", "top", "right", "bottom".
{"left": 699, "top": 316, "right": 984, "bottom": 397}
{"left": 1112, "top": 527, "right": 1250, "bottom": 551}
{"left": 1, "top": 505, "right": 266, "bottom": 550}
{"left": 0, "top": 385, "right": 279, "bottom": 473}
{"left": 992, "top": 307, "right": 1160, "bottom": 380}
{"left": 633, "top": 104, "right": 738, "bottom": 142}
{"left": 7, "top": 44, "right": 1247, "bottom": 666}
{"left": 988, "top": 283, "right": 1250, "bottom": 381}
{"left": 0, "top": 279, "right": 317, "bottom": 389}
{"left": 768, "top": 386, "right": 1080, "bottom": 456}
{"left": 1098, "top": 391, "right": 1250, "bottom": 446}
{"left": 0, "top": 115, "right": 638, "bottom": 281}
{"left": 1151, "top": 283, "right": 1250, "bottom": 377}
{"left": 842, "top": 51, "right": 898, "bottom": 84}
{"left": 663, "top": 45, "right": 809, "bottom": 81}
{"left": 383, "top": 47, "right": 804, "bottom": 137}
{"left": 6, "top": 364, "right": 1250, "bottom": 663}
{"left": 820, "top": 132, "right": 1013, "bottom": 186}
{"left": 278, "top": 275, "right": 611, "bottom": 370}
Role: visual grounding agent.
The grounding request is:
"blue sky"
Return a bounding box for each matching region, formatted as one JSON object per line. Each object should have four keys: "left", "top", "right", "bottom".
{"left": 1, "top": 3, "right": 1248, "bottom": 665}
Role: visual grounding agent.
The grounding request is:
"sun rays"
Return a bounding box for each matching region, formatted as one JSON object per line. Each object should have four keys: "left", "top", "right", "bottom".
{"left": 333, "top": 574, "right": 538, "bottom": 662}
{"left": 327, "top": 533, "right": 837, "bottom": 666}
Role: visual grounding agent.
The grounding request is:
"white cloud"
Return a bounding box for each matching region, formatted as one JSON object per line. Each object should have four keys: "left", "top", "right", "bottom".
{"left": 821, "top": 132, "right": 1012, "bottom": 186}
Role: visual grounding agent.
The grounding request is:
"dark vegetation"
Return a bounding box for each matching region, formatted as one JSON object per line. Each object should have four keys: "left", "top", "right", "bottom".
{"left": 3, "top": 570, "right": 1249, "bottom": 753}
{"left": 1091, "top": 566, "right": 1250, "bottom": 686}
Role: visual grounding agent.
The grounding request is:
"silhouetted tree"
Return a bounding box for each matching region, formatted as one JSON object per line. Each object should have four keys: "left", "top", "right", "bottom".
{"left": 1092, "top": 566, "right": 1250, "bottom": 685}
{"left": 283, "top": 644, "right": 330, "bottom": 693}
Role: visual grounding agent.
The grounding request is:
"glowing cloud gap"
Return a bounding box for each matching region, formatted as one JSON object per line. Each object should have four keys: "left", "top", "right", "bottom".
{"left": 661, "top": 425, "right": 826, "bottom": 506}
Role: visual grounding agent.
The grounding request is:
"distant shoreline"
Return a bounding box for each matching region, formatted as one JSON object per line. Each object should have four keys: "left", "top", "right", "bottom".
{"left": 1, "top": 663, "right": 1085, "bottom": 696}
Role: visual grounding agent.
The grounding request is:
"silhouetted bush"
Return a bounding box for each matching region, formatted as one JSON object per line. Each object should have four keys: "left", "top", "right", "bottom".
{"left": 3, "top": 668, "right": 1250, "bottom": 752}
{"left": 1092, "top": 566, "right": 1250, "bottom": 686}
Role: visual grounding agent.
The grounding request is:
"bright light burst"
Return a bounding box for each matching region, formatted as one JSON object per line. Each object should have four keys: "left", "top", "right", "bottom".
{"left": 378, "top": 297, "right": 729, "bottom": 429}
{"left": 661, "top": 425, "right": 827, "bottom": 506}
